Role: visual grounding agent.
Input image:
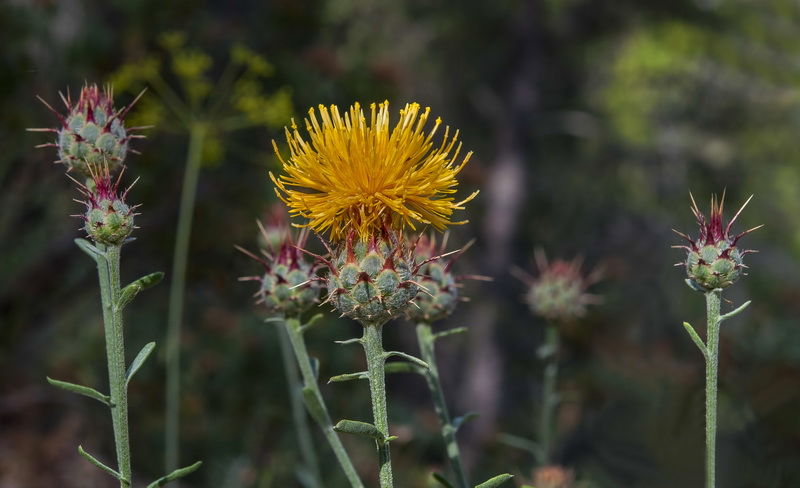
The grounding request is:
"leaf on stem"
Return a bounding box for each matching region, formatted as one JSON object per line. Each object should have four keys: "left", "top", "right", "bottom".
{"left": 474, "top": 474, "right": 514, "bottom": 488}
{"left": 682, "top": 322, "right": 707, "bottom": 358}
{"left": 432, "top": 472, "right": 455, "bottom": 488}
{"left": 47, "top": 377, "right": 111, "bottom": 406}
{"left": 78, "top": 445, "right": 126, "bottom": 482}
{"left": 301, "top": 387, "right": 328, "bottom": 426}
{"left": 126, "top": 342, "right": 156, "bottom": 385}
{"left": 301, "top": 313, "right": 325, "bottom": 332}
{"left": 384, "top": 350, "right": 429, "bottom": 370}
{"left": 720, "top": 300, "right": 751, "bottom": 322}
{"left": 384, "top": 362, "right": 425, "bottom": 375}
{"left": 329, "top": 371, "right": 368, "bottom": 383}
{"left": 452, "top": 411, "right": 479, "bottom": 433}
{"left": 432, "top": 327, "right": 468, "bottom": 341}
{"left": 145, "top": 461, "right": 203, "bottom": 488}
{"left": 74, "top": 238, "right": 105, "bottom": 263}
{"left": 334, "top": 420, "right": 394, "bottom": 442}
{"left": 497, "top": 433, "right": 544, "bottom": 461}
{"left": 119, "top": 272, "right": 165, "bottom": 309}
{"left": 335, "top": 337, "right": 362, "bottom": 346}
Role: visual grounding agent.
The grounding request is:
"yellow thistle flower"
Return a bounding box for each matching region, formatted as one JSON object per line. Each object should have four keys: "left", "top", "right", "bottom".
{"left": 270, "top": 101, "right": 478, "bottom": 242}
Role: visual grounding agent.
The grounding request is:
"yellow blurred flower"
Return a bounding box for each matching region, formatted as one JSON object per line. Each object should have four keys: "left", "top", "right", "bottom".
{"left": 270, "top": 101, "right": 478, "bottom": 242}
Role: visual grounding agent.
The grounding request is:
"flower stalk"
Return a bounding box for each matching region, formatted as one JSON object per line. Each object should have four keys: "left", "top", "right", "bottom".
{"left": 361, "top": 323, "right": 394, "bottom": 488}
{"left": 282, "top": 316, "right": 364, "bottom": 488}
{"left": 415, "top": 322, "right": 469, "bottom": 488}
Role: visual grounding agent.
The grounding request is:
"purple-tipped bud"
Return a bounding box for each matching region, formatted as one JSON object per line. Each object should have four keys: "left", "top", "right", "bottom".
{"left": 78, "top": 166, "right": 136, "bottom": 246}
{"left": 32, "top": 84, "right": 142, "bottom": 176}
{"left": 516, "top": 250, "right": 601, "bottom": 322}
{"left": 674, "top": 192, "right": 761, "bottom": 291}
{"left": 239, "top": 212, "right": 321, "bottom": 317}
{"left": 405, "top": 234, "right": 463, "bottom": 324}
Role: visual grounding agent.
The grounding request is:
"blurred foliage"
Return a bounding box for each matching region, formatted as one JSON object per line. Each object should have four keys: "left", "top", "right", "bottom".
{"left": 3, "top": 0, "right": 800, "bottom": 487}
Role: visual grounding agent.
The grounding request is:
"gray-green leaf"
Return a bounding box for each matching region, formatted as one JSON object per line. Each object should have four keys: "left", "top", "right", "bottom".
{"left": 119, "top": 272, "right": 164, "bottom": 309}
{"left": 78, "top": 445, "right": 125, "bottom": 481}
{"left": 474, "top": 473, "right": 513, "bottom": 488}
{"left": 452, "top": 411, "right": 479, "bottom": 432}
{"left": 334, "top": 420, "right": 387, "bottom": 442}
{"left": 145, "top": 461, "right": 203, "bottom": 488}
{"left": 47, "top": 377, "right": 111, "bottom": 406}
{"left": 74, "top": 238, "right": 105, "bottom": 262}
{"left": 126, "top": 342, "right": 156, "bottom": 385}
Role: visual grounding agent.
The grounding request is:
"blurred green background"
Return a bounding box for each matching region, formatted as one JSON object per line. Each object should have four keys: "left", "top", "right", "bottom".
{"left": 2, "top": 0, "right": 800, "bottom": 487}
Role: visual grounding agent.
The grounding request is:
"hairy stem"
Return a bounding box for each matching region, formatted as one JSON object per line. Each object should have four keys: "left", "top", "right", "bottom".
{"left": 277, "top": 318, "right": 322, "bottom": 487}
{"left": 705, "top": 290, "right": 721, "bottom": 488}
{"left": 165, "top": 122, "right": 207, "bottom": 473}
{"left": 540, "top": 323, "right": 559, "bottom": 466}
{"left": 415, "top": 323, "right": 468, "bottom": 488}
{"left": 284, "top": 317, "right": 364, "bottom": 488}
{"left": 362, "top": 324, "right": 393, "bottom": 488}
{"left": 98, "top": 244, "right": 132, "bottom": 487}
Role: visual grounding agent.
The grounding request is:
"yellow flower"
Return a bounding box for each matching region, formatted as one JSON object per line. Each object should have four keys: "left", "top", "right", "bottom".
{"left": 270, "top": 101, "right": 478, "bottom": 242}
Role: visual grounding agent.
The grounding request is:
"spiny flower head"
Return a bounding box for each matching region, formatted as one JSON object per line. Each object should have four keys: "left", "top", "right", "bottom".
{"left": 515, "top": 249, "right": 602, "bottom": 322}
{"left": 238, "top": 214, "right": 321, "bottom": 317}
{"left": 30, "top": 83, "right": 144, "bottom": 177}
{"left": 75, "top": 164, "right": 138, "bottom": 246}
{"left": 322, "top": 228, "right": 420, "bottom": 327}
{"left": 406, "top": 233, "right": 483, "bottom": 324}
{"left": 270, "top": 101, "right": 478, "bottom": 242}
{"left": 673, "top": 192, "right": 761, "bottom": 291}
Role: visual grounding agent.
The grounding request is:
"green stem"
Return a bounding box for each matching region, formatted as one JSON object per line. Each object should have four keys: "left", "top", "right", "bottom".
{"left": 540, "top": 323, "right": 560, "bottom": 466}
{"left": 705, "top": 290, "right": 722, "bottom": 488}
{"left": 361, "top": 324, "right": 393, "bottom": 488}
{"left": 97, "top": 244, "right": 132, "bottom": 487}
{"left": 415, "top": 323, "right": 469, "bottom": 488}
{"left": 165, "top": 122, "right": 207, "bottom": 474}
{"left": 276, "top": 318, "right": 322, "bottom": 487}
{"left": 284, "top": 317, "right": 364, "bottom": 488}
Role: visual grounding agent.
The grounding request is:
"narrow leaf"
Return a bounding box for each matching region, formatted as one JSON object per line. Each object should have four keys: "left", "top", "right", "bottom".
{"left": 47, "top": 377, "right": 111, "bottom": 406}
{"left": 474, "top": 474, "right": 514, "bottom": 488}
{"left": 119, "top": 272, "right": 164, "bottom": 309}
{"left": 384, "top": 350, "right": 429, "bottom": 370}
{"left": 497, "top": 433, "right": 544, "bottom": 462}
{"left": 334, "top": 420, "right": 384, "bottom": 441}
{"left": 329, "top": 371, "right": 368, "bottom": 383}
{"left": 452, "top": 411, "right": 479, "bottom": 432}
{"left": 302, "top": 313, "right": 325, "bottom": 332}
{"left": 126, "top": 342, "right": 156, "bottom": 385}
{"left": 432, "top": 327, "right": 468, "bottom": 341}
{"left": 78, "top": 445, "right": 125, "bottom": 481}
{"left": 720, "top": 300, "right": 751, "bottom": 322}
{"left": 301, "top": 387, "right": 328, "bottom": 426}
{"left": 385, "top": 362, "right": 425, "bottom": 375}
{"left": 335, "top": 337, "right": 362, "bottom": 346}
{"left": 685, "top": 278, "right": 706, "bottom": 293}
{"left": 74, "top": 238, "right": 104, "bottom": 262}
{"left": 432, "top": 472, "right": 455, "bottom": 488}
{"left": 682, "top": 322, "right": 707, "bottom": 358}
{"left": 145, "top": 461, "right": 203, "bottom": 488}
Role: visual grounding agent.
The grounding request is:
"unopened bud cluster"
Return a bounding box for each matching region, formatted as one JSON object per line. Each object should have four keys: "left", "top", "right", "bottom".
{"left": 405, "top": 235, "right": 460, "bottom": 324}
{"left": 79, "top": 169, "right": 137, "bottom": 246}
{"left": 259, "top": 240, "right": 320, "bottom": 317}
{"left": 51, "top": 85, "right": 134, "bottom": 176}
{"left": 326, "top": 230, "right": 419, "bottom": 327}
{"left": 675, "top": 193, "right": 759, "bottom": 292}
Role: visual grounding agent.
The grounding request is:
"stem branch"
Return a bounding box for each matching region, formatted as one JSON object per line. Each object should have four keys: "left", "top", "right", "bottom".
{"left": 415, "top": 322, "right": 469, "bottom": 488}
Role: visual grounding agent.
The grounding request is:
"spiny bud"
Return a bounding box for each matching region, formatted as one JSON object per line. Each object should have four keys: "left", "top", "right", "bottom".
{"left": 515, "top": 249, "right": 601, "bottom": 322}
{"left": 674, "top": 192, "right": 761, "bottom": 292}
{"left": 325, "top": 229, "right": 419, "bottom": 328}
{"left": 30, "top": 84, "right": 144, "bottom": 177}
{"left": 238, "top": 216, "right": 321, "bottom": 317}
{"left": 406, "top": 234, "right": 479, "bottom": 324}
{"left": 76, "top": 165, "right": 137, "bottom": 246}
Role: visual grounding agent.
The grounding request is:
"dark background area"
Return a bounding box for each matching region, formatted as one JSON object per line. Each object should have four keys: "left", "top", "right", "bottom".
{"left": 2, "top": 0, "right": 800, "bottom": 487}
